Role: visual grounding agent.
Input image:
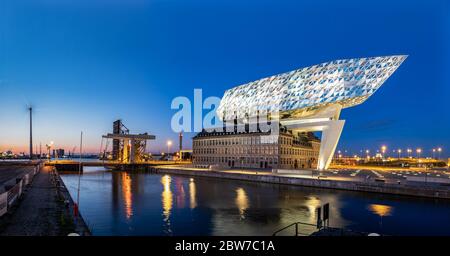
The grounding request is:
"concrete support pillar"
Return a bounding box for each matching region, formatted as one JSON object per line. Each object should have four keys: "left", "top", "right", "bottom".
{"left": 130, "top": 139, "right": 135, "bottom": 164}
{"left": 317, "top": 120, "right": 345, "bottom": 170}
{"left": 122, "top": 139, "right": 129, "bottom": 163}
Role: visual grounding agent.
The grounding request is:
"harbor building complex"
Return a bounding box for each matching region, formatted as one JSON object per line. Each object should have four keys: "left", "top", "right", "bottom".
{"left": 193, "top": 55, "right": 407, "bottom": 170}
{"left": 193, "top": 128, "right": 321, "bottom": 170}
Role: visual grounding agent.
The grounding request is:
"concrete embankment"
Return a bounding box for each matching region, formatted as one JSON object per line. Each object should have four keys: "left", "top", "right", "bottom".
{"left": 153, "top": 167, "right": 450, "bottom": 199}
{"left": 0, "top": 165, "right": 90, "bottom": 236}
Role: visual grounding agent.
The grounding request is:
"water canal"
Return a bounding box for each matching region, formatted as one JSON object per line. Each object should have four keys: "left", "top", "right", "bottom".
{"left": 60, "top": 167, "right": 450, "bottom": 236}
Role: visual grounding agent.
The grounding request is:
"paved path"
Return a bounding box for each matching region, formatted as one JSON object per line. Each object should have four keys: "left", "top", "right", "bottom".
{"left": 0, "top": 166, "right": 74, "bottom": 236}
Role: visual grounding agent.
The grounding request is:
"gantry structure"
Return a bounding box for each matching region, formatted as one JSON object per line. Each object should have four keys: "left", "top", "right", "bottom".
{"left": 102, "top": 120, "right": 155, "bottom": 164}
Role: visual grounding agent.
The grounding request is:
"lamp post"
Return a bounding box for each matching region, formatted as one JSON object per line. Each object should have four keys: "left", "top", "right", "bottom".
{"left": 397, "top": 149, "right": 402, "bottom": 160}
{"left": 407, "top": 149, "right": 412, "bottom": 158}
{"left": 46, "top": 144, "right": 50, "bottom": 162}
{"left": 45, "top": 141, "right": 53, "bottom": 162}
{"left": 381, "top": 146, "right": 387, "bottom": 160}
{"left": 29, "top": 106, "right": 33, "bottom": 160}
{"left": 167, "top": 140, "right": 172, "bottom": 159}
{"left": 416, "top": 148, "right": 422, "bottom": 163}
{"left": 432, "top": 148, "right": 436, "bottom": 159}
{"left": 437, "top": 147, "right": 442, "bottom": 160}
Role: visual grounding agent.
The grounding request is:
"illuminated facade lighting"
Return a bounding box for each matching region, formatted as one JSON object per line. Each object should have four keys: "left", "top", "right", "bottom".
{"left": 212, "top": 55, "right": 407, "bottom": 170}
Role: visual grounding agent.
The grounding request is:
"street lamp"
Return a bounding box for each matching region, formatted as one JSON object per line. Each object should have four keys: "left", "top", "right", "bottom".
{"left": 45, "top": 141, "right": 53, "bottom": 162}
{"left": 366, "top": 149, "right": 370, "bottom": 159}
{"left": 437, "top": 147, "right": 442, "bottom": 160}
{"left": 167, "top": 140, "right": 172, "bottom": 157}
{"left": 397, "top": 149, "right": 402, "bottom": 160}
{"left": 416, "top": 148, "right": 422, "bottom": 163}
{"left": 407, "top": 149, "right": 412, "bottom": 158}
{"left": 432, "top": 148, "right": 436, "bottom": 159}
{"left": 381, "top": 146, "right": 387, "bottom": 159}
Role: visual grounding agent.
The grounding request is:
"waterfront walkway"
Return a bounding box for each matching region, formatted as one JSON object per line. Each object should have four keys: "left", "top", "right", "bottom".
{"left": 0, "top": 166, "right": 88, "bottom": 236}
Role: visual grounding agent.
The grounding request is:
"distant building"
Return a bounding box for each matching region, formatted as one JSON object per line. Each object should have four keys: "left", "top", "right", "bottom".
{"left": 52, "top": 149, "right": 65, "bottom": 158}
{"left": 193, "top": 125, "right": 320, "bottom": 169}
{"left": 179, "top": 150, "right": 192, "bottom": 161}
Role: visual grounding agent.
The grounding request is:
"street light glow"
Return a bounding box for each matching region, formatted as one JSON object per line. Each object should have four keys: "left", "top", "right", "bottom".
{"left": 166, "top": 140, "right": 173, "bottom": 156}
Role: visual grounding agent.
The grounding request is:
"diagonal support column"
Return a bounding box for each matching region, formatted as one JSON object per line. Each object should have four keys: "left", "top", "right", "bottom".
{"left": 317, "top": 120, "right": 345, "bottom": 170}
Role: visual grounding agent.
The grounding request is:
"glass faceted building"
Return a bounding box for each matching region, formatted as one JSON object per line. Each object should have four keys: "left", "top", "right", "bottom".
{"left": 198, "top": 55, "right": 407, "bottom": 171}
{"left": 217, "top": 55, "right": 407, "bottom": 121}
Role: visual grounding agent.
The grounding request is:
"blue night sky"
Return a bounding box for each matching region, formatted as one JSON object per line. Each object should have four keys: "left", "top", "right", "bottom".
{"left": 0, "top": 0, "right": 449, "bottom": 156}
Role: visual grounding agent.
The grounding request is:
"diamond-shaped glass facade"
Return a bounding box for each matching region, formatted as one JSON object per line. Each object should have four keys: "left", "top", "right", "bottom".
{"left": 217, "top": 55, "right": 407, "bottom": 120}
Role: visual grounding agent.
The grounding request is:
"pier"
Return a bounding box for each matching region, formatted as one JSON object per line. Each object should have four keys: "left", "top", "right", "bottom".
{"left": 0, "top": 162, "right": 90, "bottom": 235}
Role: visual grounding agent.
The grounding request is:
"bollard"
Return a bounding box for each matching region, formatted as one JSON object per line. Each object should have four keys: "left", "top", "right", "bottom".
{"left": 74, "top": 203, "right": 79, "bottom": 217}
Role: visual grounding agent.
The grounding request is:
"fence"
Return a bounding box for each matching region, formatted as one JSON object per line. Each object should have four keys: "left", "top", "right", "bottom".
{"left": 0, "top": 163, "right": 42, "bottom": 218}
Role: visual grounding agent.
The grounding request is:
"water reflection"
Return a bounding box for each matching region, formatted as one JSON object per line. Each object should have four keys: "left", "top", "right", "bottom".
{"left": 189, "top": 178, "right": 197, "bottom": 209}
{"left": 60, "top": 169, "right": 450, "bottom": 236}
{"left": 175, "top": 179, "right": 186, "bottom": 209}
{"left": 304, "top": 196, "right": 321, "bottom": 223}
{"left": 368, "top": 204, "right": 394, "bottom": 217}
{"left": 121, "top": 173, "right": 133, "bottom": 219}
{"left": 161, "top": 175, "right": 173, "bottom": 234}
{"left": 368, "top": 204, "right": 394, "bottom": 232}
{"left": 235, "top": 188, "right": 249, "bottom": 219}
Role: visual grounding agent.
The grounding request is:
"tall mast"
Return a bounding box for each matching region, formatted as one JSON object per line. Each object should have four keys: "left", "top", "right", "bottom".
{"left": 77, "top": 131, "right": 83, "bottom": 207}
{"left": 29, "top": 106, "right": 33, "bottom": 160}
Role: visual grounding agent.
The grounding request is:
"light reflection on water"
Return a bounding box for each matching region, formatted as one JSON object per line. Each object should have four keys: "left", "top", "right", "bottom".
{"left": 235, "top": 188, "right": 249, "bottom": 219}
{"left": 189, "top": 178, "right": 197, "bottom": 209}
{"left": 368, "top": 204, "right": 394, "bottom": 217}
{"left": 161, "top": 175, "right": 172, "bottom": 220}
{"left": 122, "top": 173, "right": 133, "bottom": 220}
{"left": 161, "top": 175, "right": 173, "bottom": 235}
{"left": 60, "top": 167, "right": 450, "bottom": 236}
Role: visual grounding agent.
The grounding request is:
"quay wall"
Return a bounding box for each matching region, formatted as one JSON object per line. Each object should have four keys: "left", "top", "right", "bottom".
{"left": 153, "top": 168, "right": 450, "bottom": 200}
{"left": 55, "top": 169, "right": 91, "bottom": 235}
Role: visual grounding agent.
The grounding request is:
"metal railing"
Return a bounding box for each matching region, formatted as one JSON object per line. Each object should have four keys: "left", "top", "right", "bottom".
{"left": 272, "top": 221, "right": 321, "bottom": 236}
{"left": 1, "top": 163, "right": 42, "bottom": 217}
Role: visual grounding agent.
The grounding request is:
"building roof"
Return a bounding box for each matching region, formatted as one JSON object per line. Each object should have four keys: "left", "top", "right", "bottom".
{"left": 193, "top": 124, "right": 319, "bottom": 141}
{"left": 217, "top": 55, "right": 407, "bottom": 121}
